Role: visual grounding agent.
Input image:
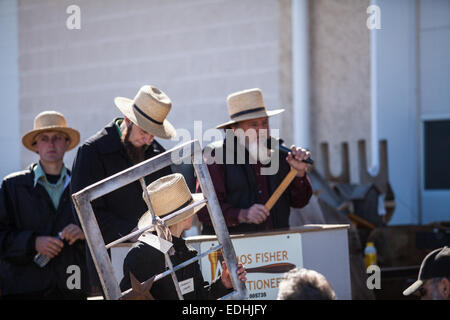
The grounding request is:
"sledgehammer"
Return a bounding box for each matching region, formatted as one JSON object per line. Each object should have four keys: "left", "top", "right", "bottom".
{"left": 264, "top": 145, "right": 313, "bottom": 211}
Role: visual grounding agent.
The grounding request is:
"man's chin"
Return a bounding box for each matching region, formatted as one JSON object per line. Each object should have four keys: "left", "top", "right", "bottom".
{"left": 245, "top": 142, "right": 272, "bottom": 164}
{"left": 40, "top": 157, "right": 64, "bottom": 165}
{"left": 43, "top": 153, "right": 62, "bottom": 160}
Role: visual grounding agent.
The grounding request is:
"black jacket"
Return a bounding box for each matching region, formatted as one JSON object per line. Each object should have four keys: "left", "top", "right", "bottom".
{"left": 0, "top": 165, "right": 87, "bottom": 297}
{"left": 201, "top": 135, "right": 312, "bottom": 235}
{"left": 120, "top": 236, "right": 231, "bottom": 300}
{"left": 70, "top": 119, "right": 172, "bottom": 288}
{"left": 71, "top": 119, "right": 172, "bottom": 244}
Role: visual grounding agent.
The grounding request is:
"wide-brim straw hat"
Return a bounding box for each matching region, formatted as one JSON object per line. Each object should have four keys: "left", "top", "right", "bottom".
{"left": 138, "top": 173, "right": 206, "bottom": 229}
{"left": 216, "top": 88, "right": 285, "bottom": 129}
{"left": 114, "top": 85, "right": 176, "bottom": 139}
{"left": 22, "top": 111, "right": 80, "bottom": 152}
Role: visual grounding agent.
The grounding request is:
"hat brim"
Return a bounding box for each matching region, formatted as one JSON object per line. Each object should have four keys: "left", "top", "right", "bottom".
{"left": 22, "top": 126, "right": 80, "bottom": 152}
{"left": 402, "top": 279, "right": 423, "bottom": 296}
{"left": 138, "top": 193, "right": 206, "bottom": 229}
{"left": 115, "top": 97, "right": 176, "bottom": 140}
{"left": 216, "top": 108, "right": 285, "bottom": 129}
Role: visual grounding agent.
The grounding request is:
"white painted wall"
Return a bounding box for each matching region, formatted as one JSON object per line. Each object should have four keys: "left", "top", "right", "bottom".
{"left": 375, "top": 0, "right": 450, "bottom": 225}
{"left": 419, "top": 0, "right": 450, "bottom": 224}
{"left": 0, "top": 0, "right": 21, "bottom": 180}
{"left": 375, "top": 0, "right": 419, "bottom": 225}
{"left": 17, "top": 0, "right": 284, "bottom": 169}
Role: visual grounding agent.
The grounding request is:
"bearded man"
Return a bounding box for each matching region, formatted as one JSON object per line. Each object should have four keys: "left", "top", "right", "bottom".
{"left": 197, "top": 88, "right": 313, "bottom": 235}
{"left": 70, "top": 85, "right": 175, "bottom": 293}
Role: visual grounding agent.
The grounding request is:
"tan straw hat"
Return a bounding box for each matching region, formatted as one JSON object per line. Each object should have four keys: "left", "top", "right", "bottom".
{"left": 138, "top": 173, "right": 206, "bottom": 229}
{"left": 114, "top": 85, "right": 176, "bottom": 139}
{"left": 22, "top": 111, "right": 80, "bottom": 152}
{"left": 216, "top": 88, "right": 284, "bottom": 129}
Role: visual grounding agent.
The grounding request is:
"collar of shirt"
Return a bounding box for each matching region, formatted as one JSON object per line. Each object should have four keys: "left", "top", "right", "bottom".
{"left": 115, "top": 117, "right": 151, "bottom": 152}
{"left": 33, "top": 162, "right": 70, "bottom": 209}
{"left": 33, "top": 162, "right": 68, "bottom": 188}
{"left": 115, "top": 118, "right": 123, "bottom": 138}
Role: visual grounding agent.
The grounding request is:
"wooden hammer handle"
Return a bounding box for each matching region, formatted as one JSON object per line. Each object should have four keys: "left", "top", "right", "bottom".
{"left": 347, "top": 213, "right": 377, "bottom": 230}
{"left": 265, "top": 168, "right": 298, "bottom": 210}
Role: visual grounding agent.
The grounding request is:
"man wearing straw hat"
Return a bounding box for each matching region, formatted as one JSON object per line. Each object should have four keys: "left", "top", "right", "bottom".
{"left": 0, "top": 111, "right": 87, "bottom": 299}
{"left": 119, "top": 173, "right": 247, "bottom": 300}
{"left": 71, "top": 85, "right": 175, "bottom": 294}
{"left": 197, "top": 88, "right": 313, "bottom": 235}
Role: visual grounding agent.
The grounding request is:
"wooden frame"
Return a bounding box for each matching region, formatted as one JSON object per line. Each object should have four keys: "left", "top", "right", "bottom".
{"left": 72, "top": 140, "right": 248, "bottom": 300}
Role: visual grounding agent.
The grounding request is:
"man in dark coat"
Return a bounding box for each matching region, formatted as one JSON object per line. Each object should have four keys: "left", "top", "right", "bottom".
{"left": 197, "top": 88, "right": 313, "bottom": 235}
{"left": 71, "top": 85, "right": 176, "bottom": 294}
{"left": 0, "top": 111, "right": 87, "bottom": 299}
{"left": 119, "top": 173, "right": 247, "bottom": 300}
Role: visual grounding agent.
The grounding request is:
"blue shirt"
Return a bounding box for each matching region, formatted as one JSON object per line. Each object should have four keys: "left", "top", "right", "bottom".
{"left": 33, "top": 162, "right": 70, "bottom": 209}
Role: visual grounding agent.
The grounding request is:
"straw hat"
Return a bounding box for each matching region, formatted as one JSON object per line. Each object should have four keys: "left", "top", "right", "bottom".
{"left": 22, "top": 111, "right": 80, "bottom": 152}
{"left": 216, "top": 88, "right": 284, "bottom": 129}
{"left": 114, "top": 85, "right": 176, "bottom": 139}
{"left": 138, "top": 173, "right": 206, "bottom": 229}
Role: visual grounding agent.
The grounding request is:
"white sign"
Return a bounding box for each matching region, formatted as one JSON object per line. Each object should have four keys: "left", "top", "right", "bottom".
{"left": 179, "top": 277, "right": 195, "bottom": 296}
{"left": 200, "top": 233, "right": 303, "bottom": 300}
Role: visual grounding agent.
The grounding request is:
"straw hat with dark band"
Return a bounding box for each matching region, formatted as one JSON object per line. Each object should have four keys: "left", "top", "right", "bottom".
{"left": 216, "top": 88, "right": 284, "bottom": 129}
{"left": 138, "top": 173, "right": 206, "bottom": 229}
{"left": 114, "top": 85, "right": 176, "bottom": 139}
{"left": 22, "top": 111, "right": 80, "bottom": 152}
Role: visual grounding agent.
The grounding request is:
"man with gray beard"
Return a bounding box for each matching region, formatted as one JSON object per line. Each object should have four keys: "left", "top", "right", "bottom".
{"left": 70, "top": 85, "right": 175, "bottom": 295}
{"left": 197, "top": 88, "right": 313, "bottom": 235}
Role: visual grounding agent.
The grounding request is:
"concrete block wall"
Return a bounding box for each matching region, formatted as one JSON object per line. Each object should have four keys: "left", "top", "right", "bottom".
{"left": 17, "top": 0, "right": 373, "bottom": 186}
{"left": 18, "top": 0, "right": 288, "bottom": 168}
